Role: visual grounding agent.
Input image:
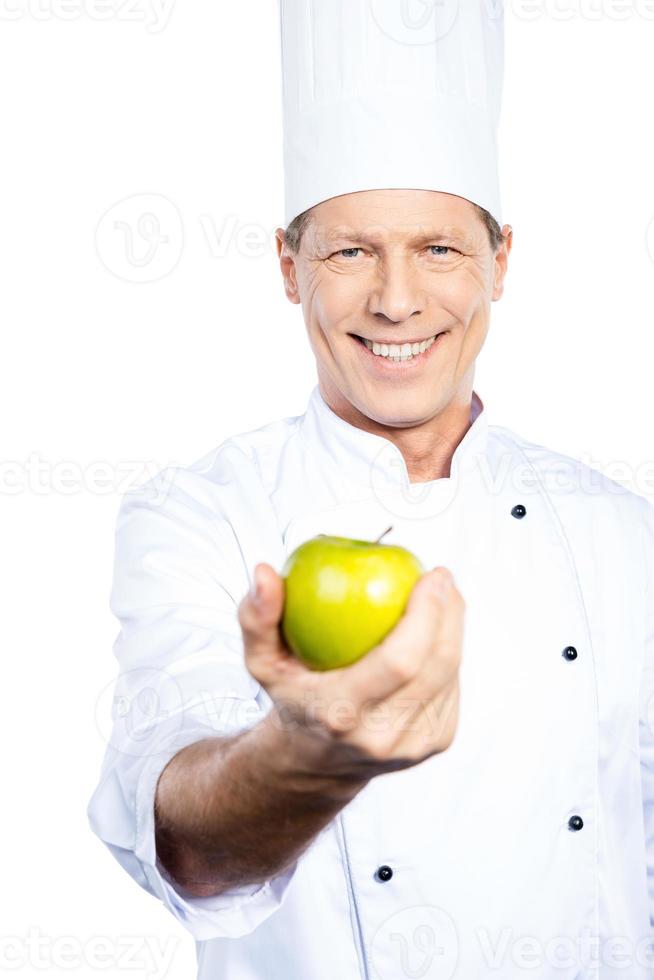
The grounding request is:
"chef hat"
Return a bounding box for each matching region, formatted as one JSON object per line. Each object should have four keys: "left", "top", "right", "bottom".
{"left": 279, "top": 0, "right": 504, "bottom": 229}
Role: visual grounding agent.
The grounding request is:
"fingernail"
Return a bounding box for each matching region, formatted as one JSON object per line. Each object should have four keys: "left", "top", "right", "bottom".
{"left": 250, "top": 566, "right": 263, "bottom": 605}
{"left": 432, "top": 570, "right": 452, "bottom": 598}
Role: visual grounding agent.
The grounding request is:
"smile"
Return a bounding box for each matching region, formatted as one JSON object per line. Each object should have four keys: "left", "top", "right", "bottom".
{"left": 352, "top": 332, "right": 447, "bottom": 364}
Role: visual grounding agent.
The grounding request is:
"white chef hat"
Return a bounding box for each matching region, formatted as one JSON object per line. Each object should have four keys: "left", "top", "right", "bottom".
{"left": 279, "top": 0, "right": 504, "bottom": 229}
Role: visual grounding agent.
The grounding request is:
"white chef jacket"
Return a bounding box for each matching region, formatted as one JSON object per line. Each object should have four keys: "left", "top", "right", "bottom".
{"left": 87, "top": 384, "right": 654, "bottom": 980}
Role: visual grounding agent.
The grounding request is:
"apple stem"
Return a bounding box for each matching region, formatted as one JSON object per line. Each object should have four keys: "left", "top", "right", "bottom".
{"left": 375, "top": 525, "right": 393, "bottom": 544}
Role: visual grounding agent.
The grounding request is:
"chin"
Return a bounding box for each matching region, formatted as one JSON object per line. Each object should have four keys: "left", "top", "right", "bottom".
{"left": 359, "top": 388, "right": 438, "bottom": 427}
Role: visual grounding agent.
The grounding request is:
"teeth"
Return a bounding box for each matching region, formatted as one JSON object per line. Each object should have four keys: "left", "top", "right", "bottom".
{"left": 362, "top": 335, "right": 437, "bottom": 360}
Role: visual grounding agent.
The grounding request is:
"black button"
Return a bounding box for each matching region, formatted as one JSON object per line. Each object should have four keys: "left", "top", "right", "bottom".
{"left": 562, "top": 646, "right": 578, "bottom": 661}
{"left": 375, "top": 865, "right": 393, "bottom": 882}
{"left": 511, "top": 504, "right": 526, "bottom": 519}
{"left": 568, "top": 815, "right": 584, "bottom": 831}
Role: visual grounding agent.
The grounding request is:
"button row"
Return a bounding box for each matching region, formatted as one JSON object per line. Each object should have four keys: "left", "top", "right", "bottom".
{"left": 375, "top": 811, "right": 585, "bottom": 883}
{"left": 372, "top": 512, "right": 584, "bottom": 883}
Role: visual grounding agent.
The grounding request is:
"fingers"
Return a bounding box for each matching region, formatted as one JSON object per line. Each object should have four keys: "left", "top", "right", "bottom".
{"left": 238, "top": 562, "right": 286, "bottom": 659}
{"left": 342, "top": 567, "right": 459, "bottom": 704}
{"left": 426, "top": 572, "right": 465, "bottom": 688}
{"left": 393, "top": 675, "right": 461, "bottom": 764}
{"left": 238, "top": 562, "right": 320, "bottom": 703}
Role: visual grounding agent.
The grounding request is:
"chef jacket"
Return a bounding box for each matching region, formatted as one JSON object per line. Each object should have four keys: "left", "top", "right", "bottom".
{"left": 87, "top": 383, "right": 654, "bottom": 980}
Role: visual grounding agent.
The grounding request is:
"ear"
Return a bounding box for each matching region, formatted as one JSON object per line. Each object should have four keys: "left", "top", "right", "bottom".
{"left": 275, "top": 227, "right": 301, "bottom": 305}
{"left": 491, "top": 224, "right": 513, "bottom": 302}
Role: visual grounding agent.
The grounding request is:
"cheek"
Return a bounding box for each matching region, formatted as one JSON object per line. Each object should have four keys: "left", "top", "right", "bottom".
{"left": 311, "top": 277, "right": 365, "bottom": 331}
{"left": 433, "top": 269, "right": 489, "bottom": 326}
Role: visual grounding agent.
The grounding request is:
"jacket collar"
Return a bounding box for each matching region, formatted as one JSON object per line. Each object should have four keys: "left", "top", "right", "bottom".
{"left": 298, "top": 383, "right": 489, "bottom": 494}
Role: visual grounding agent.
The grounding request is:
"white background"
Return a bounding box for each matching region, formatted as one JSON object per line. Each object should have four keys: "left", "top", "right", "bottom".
{"left": 1, "top": 2, "right": 653, "bottom": 977}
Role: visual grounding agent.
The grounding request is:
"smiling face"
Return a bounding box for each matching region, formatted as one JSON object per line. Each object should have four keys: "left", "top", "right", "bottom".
{"left": 276, "top": 188, "right": 512, "bottom": 433}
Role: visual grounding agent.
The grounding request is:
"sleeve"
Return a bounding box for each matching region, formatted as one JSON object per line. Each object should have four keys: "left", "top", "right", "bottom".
{"left": 638, "top": 494, "right": 654, "bottom": 927}
{"left": 86, "top": 468, "right": 299, "bottom": 941}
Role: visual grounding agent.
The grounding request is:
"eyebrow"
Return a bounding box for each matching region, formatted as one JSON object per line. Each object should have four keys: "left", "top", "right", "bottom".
{"left": 320, "top": 228, "right": 470, "bottom": 248}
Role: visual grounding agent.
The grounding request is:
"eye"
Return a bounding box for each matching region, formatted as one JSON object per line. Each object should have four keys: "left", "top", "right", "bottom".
{"left": 429, "top": 245, "right": 453, "bottom": 255}
{"left": 333, "top": 247, "right": 362, "bottom": 258}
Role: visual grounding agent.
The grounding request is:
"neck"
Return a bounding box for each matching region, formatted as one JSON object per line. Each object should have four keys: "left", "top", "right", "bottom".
{"left": 318, "top": 377, "right": 477, "bottom": 483}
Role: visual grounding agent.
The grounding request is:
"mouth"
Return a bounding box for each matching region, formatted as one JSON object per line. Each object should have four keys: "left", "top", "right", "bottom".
{"left": 349, "top": 330, "right": 449, "bottom": 366}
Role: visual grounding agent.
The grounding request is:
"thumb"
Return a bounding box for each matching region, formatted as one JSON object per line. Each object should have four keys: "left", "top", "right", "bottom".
{"left": 344, "top": 567, "right": 453, "bottom": 703}
{"left": 379, "top": 567, "right": 454, "bottom": 664}
{"left": 238, "top": 562, "right": 286, "bottom": 659}
{"left": 388, "top": 566, "right": 453, "bottom": 650}
{"left": 411, "top": 566, "right": 453, "bottom": 608}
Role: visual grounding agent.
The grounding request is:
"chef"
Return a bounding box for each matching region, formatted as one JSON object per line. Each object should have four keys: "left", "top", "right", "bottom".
{"left": 87, "top": 1, "right": 654, "bottom": 978}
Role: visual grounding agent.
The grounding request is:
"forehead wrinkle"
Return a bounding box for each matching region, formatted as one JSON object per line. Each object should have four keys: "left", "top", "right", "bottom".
{"left": 319, "top": 224, "right": 472, "bottom": 249}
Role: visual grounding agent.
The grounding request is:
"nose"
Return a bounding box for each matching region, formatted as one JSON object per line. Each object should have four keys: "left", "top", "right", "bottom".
{"left": 367, "top": 254, "right": 425, "bottom": 323}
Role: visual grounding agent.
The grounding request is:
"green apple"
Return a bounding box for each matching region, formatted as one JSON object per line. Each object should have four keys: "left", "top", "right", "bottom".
{"left": 280, "top": 527, "right": 424, "bottom": 670}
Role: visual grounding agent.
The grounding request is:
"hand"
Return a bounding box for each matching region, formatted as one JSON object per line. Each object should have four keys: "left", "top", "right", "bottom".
{"left": 237, "top": 563, "right": 464, "bottom": 782}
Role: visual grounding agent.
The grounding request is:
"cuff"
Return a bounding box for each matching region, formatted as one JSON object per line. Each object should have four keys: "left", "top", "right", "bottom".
{"left": 132, "top": 707, "right": 299, "bottom": 940}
